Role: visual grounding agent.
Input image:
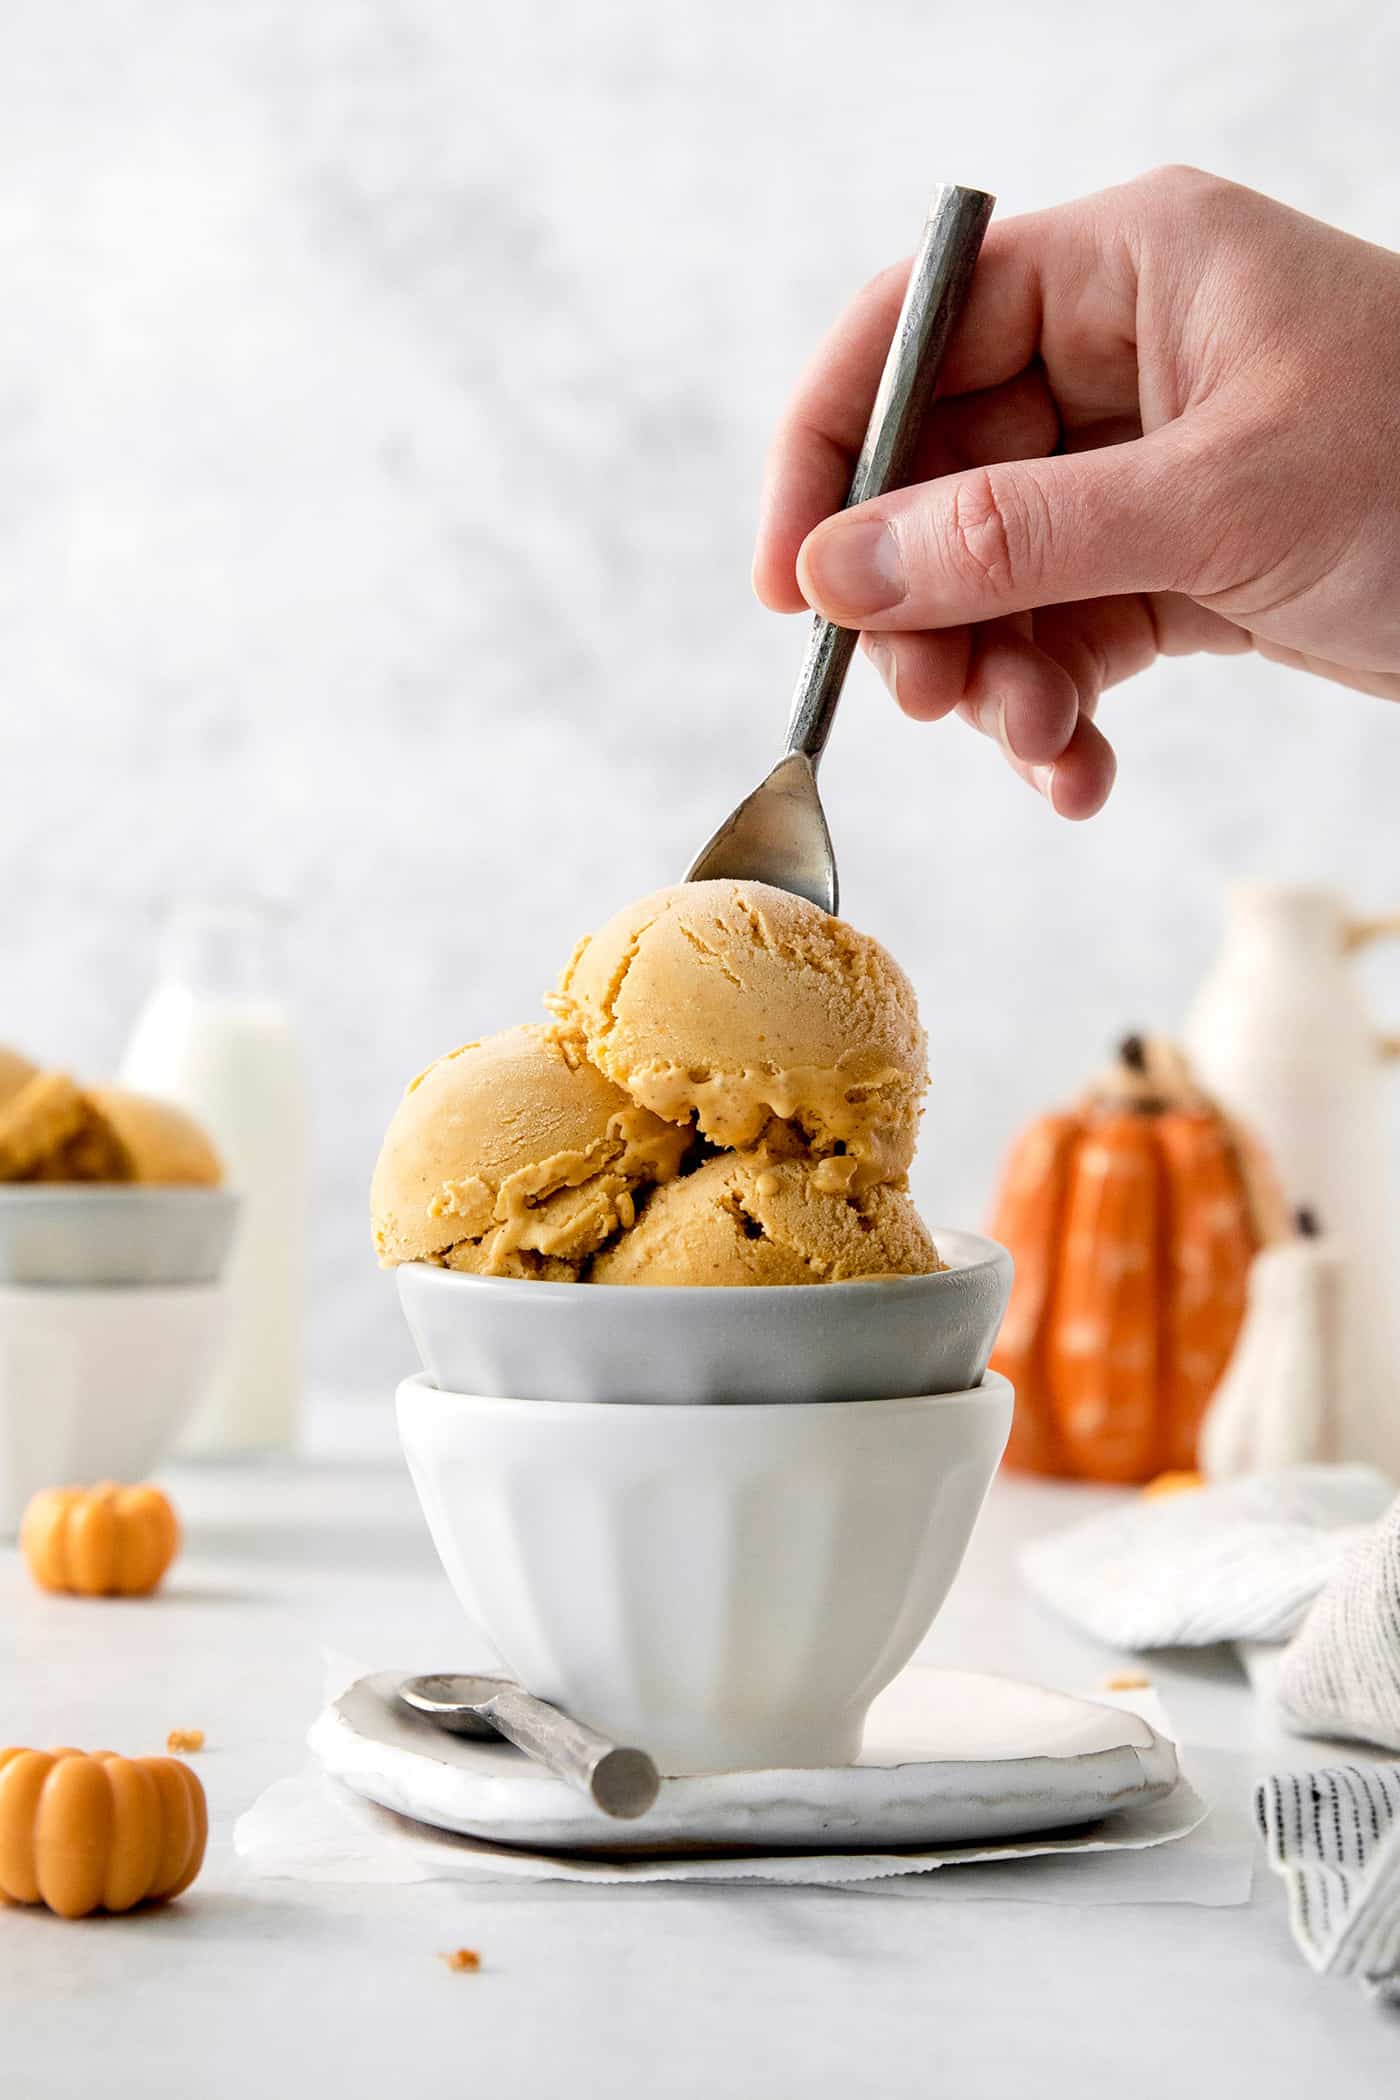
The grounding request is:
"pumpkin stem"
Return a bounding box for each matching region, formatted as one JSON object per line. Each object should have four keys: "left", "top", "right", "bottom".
{"left": 1295, "top": 1205, "right": 1321, "bottom": 1238}
{"left": 1118, "top": 1034, "right": 1148, "bottom": 1074}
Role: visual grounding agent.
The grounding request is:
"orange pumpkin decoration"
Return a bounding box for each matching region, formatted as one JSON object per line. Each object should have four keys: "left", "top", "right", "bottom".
{"left": 990, "top": 1036, "right": 1288, "bottom": 1484}
{"left": 21, "top": 1484, "right": 180, "bottom": 1597}
{"left": 0, "top": 1748, "right": 207, "bottom": 1918}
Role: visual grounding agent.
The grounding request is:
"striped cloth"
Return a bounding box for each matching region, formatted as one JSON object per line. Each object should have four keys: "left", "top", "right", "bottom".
{"left": 1256, "top": 1765, "right": 1400, "bottom": 2002}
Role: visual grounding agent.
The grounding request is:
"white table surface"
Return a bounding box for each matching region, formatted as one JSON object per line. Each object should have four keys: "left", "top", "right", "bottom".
{"left": 4, "top": 1403, "right": 1396, "bottom": 2097}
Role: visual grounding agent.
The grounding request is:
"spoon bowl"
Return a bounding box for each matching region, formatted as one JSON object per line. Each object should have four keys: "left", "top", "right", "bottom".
{"left": 686, "top": 753, "right": 836, "bottom": 913}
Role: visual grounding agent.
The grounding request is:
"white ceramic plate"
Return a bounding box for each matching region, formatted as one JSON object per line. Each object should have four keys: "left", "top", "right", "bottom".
{"left": 309, "top": 1664, "right": 1180, "bottom": 1855}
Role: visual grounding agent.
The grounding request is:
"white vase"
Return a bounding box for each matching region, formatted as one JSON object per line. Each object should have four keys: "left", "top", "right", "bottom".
{"left": 1199, "top": 1231, "right": 1350, "bottom": 1477}
{"left": 1185, "top": 885, "right": 1400, "bottom": 1477}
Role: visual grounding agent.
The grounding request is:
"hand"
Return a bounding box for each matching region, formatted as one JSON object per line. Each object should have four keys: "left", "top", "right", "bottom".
{"left": 753, "top": 167, "right": 1400, "bottom": 817}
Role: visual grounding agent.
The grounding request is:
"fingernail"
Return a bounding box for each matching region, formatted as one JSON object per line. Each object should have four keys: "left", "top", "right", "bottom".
{"left": 802, "top": 520, "right": 906, "bottom": 618}
{"left": 974, "top": 694, "right": 1008, "bottom": 746}
{"left": 866, "top": 639, "right": 898, "bottom": 702}
{"left": 1031, "top": 763, "right": 1058, "bottom": 811}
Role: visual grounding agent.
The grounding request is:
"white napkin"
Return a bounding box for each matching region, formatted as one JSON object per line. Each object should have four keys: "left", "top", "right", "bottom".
{"left": 1256, "top": 1764, "right": 1400, "bottom": 2002}
{"left": 1274, "top": 1495, "right": 1400, "bottom": 1751}
{"left": 234, "top": 1760, "right": 1232, "bottom": 1896}
{"left": 1020, "top": 1465, "right": 1393, "bottom": 1649}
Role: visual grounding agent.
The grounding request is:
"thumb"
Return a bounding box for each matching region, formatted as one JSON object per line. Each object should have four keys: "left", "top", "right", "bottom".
{"left": 795, "top": 426, "right": 1217, "bottom": 630}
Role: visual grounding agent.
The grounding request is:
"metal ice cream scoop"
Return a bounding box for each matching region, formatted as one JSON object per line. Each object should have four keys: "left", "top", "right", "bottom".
{"left": 398, "top": 1673, "right": 661, "bottom": 1820}
{"left": 686, "top": 182, "right": 995, "bottom": 917}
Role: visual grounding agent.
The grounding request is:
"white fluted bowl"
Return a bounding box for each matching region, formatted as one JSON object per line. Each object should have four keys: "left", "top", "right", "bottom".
{"left": 0, "top": 1284, "right": 228, "bottom": 1534}
{"left": 397, "top": 1370, "right": 1013, "bottom": 1775}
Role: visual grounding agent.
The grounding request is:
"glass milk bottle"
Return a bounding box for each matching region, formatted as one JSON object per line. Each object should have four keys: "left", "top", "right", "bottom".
{"left": 121, "top": 900, "right": 309, "bottom": 1453}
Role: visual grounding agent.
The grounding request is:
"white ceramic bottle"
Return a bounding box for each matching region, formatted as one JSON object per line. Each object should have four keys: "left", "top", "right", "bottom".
{"left": 120, "top": 900, "right": 309, "bottom": 1453}
{"left": 1184, "top": 884, "right": 1400, "bottom": 1475}
{"left": 1199, "top": 1219, "right": 1349, "bottom": 1477}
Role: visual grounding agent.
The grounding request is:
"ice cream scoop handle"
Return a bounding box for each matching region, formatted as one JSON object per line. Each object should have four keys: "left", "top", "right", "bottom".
{"left": 783, "top": 183, "right": 995, "bottom": 770}
{"left": 477, "top": 1682, "right": 661, "bottom": 1819}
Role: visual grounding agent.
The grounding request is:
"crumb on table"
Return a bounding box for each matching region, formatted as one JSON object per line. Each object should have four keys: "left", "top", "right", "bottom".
{"left": 166, "top": 1728, "right": 205, "bottom": 1754}
{"left": 1103, "top": 1672, "right": 1151, "bottom": 1692}
{"left": 1141, "top": 1470, "right": 1204, "bottom": 1500}
{"left": 439, "top": 1948, "right": 482, "bottom": 1973}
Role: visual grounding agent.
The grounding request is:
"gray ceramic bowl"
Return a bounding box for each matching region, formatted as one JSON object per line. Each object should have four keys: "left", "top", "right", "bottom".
{"left": 0, "top": 1186, "right": 241, "bottom": 1286}
{"left": 396, "top": 1228, "right": 1012, "bottom": 1404}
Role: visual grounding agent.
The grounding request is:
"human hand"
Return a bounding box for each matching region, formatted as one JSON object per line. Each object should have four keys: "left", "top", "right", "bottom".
{"left": 753, "top": 167, "right": 1400, "bottom": 816}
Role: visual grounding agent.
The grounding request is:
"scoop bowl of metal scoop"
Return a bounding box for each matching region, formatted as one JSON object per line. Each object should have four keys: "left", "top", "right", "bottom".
{"left": 398, "top": 1673, "right": 661, "bottom": 1820}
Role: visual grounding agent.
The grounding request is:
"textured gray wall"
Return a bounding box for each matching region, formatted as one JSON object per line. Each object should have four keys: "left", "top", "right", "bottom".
{"left": 3, "top": 0, "right": 1399, "bottom": 1396}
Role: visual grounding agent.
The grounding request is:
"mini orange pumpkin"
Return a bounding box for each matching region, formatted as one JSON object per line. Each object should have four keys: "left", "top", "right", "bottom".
{"left": 0, "top": 1748, "right": 207, "bottom": 1917}
{"left": 21, "top": 1484, "right": 180, "bottom": 1597}
{"left": 990, "top": 1036, "right": 1288, "bottom": 1484}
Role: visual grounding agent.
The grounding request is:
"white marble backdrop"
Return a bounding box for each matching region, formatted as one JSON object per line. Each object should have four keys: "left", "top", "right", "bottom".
{"left": 2, "top": 0, "right": 1398, "bottom": 1394}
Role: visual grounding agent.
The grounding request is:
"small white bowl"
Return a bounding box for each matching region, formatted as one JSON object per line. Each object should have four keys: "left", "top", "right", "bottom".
{"left": 0, "top": 1186, "right": 240, "bottom": 1287}
{"left": 0, "top": 1284, "right": 229, "bottom": 1533}
{"left": 398, "top": 1228, "right": 1013, "bottom": 1405}
{"left": 397, "top": 1370, "right": 1013, "bottom": 1774}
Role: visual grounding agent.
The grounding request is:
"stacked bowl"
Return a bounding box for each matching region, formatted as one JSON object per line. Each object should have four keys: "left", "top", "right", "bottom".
{"left": 382, "top": 881, "right": 1017, "bottom": 1775}
{"left": 0, "top": 1056, "right": 237, "bottom": 1531}
{"left": 395, "top": 1242, "right": 1013, "bottom": 1775}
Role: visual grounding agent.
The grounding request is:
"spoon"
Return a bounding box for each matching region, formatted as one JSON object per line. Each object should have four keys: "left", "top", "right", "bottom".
{"left": 685, "top": 182, "right": 995, "bottom": 916}
{"left": 398, "top": 1673, "right": 661, "bottom": 1820}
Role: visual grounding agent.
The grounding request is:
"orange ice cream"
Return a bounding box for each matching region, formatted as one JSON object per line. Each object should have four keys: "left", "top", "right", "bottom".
{"left": 372, "top": 880, "right": 938, "bottom": 1286}
{"left": 371, "top": 1024, "right": 691, "bottom": 1278}
{"left": 547, "top": 881, "right": 926, "bottom": 1197}
{"left": 590, "top": 1155, "right": 942, "bottom": 1287}
{"left": 0, "top": 1072, "right": 221, "bottom": 1186}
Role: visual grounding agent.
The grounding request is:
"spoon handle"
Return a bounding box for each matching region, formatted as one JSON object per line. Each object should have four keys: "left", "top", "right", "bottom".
{"left": 783, "top": 183, "right": 995, "bottom": 771}
{"left": 476, "top": 1682, "right": 661, "bottom": 1820}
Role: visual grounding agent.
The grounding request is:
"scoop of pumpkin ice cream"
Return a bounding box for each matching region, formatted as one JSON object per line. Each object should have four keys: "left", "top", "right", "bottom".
{"left": 548, "top": 880, "right": 927, "bottom": 1195}
{"left": 0, "top": 1046, "right": 37, "bottom": 1111}
{"left": 0, "top": 1072, "right": 133, "bottom": 1183}
{"left": 371, "top": 1023, "right": 692, "bottom": 1276}
{"left": 0, "top": 1073, "right": 221, "bottom": 1185}
{"left": 589, "top": 1155, "right": 943, "bottom": 1287}
{"left": 87, "top": 1088, "right": 223, "bottom": 1185}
